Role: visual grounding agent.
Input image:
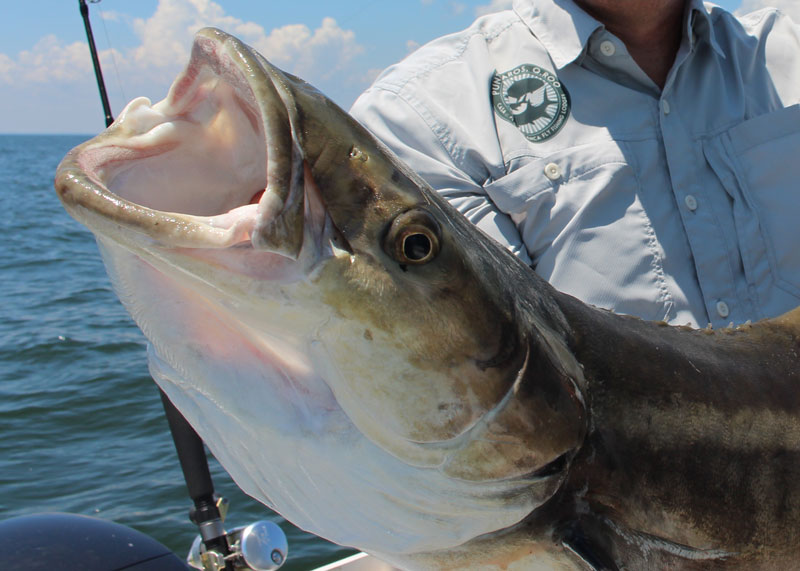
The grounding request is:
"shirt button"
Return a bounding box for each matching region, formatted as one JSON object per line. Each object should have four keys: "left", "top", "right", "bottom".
{"left": 599, "top": 40, "right": 616, "bottom": 57}
{"left": 716, "top": 300, "right": 730, "bottom": 318}
{"left": 684, "top": 195, "right": 698, "bottom": 211}
{"left": 662, "top": 99, "right": 671, "bottom": 115}
{"left": 544, "top": 162, "right": 561, "bottom": 180}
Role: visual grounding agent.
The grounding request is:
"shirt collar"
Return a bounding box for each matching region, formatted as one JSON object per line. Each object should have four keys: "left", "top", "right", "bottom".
{"left": 688, "top": 1, "right": 725, "bottom": 58}
{"left": 513, "top": 0, "right": 602, "bottom": 69}
{"left": 513, "top": 0, "right": 725, "bottom": 70}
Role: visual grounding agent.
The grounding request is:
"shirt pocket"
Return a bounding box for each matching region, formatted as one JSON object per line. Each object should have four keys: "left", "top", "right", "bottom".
{"left": 703, "top": 105, "right": 800, "bottom": 299}
{"left": 482, "top": 141, "right": 636, "bottom": 262}
{"left": 481, "top": 142, "right": 673, "bottom": 320}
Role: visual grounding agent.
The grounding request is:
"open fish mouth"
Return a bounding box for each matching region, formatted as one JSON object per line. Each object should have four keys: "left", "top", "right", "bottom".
{"left": 55, "top": 28, "right": 320, "bottom": 260}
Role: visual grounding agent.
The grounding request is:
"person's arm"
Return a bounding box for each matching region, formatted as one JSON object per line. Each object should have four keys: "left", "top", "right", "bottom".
{"left": 351, "top": 86, "right": 533, "bottom": 266}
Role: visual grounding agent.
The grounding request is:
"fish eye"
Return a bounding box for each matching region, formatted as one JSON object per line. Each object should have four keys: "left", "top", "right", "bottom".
{"left": 402, "top": 232, "right": 433, "bottom": 261}
{"left": 385, "top": 209, "right": 441, "bottom": 266}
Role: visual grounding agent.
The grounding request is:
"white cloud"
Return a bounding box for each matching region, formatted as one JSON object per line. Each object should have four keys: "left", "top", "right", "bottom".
{"left": 131, "top": 0, "right": 269, "bottom": 69}
{"left": 0, "top": 53, "right": 15, "bottom": 82}
{"left": 126, "top": 0, "right": 363, "bottom": 81}
{"left": 96, "top": 10, "right": 122, "bottom": 23}
{"left": 449, "top": 2, "right": 466, "bottom": 16}
{"left": 0, "top": 0, "right": 363, "bottom": 87}
{"left": 406, "top": 40, "right": 421, "bottom": 53}
{"left": 736, "top": 0, "right": 800, "bottom": 19}
{"left": 475, "top": 0, "right": 514, "bottom": 17}
{"left": 0, "top": 0, "right": 369, "bottom": 132}
{"left": 362, "top": 68, "right": 385, "bottom": 86}
{"left": 6, "top": 36, "right": 86, "bottom": 83}
{"left": 252, "top": 17, "right": 363, "bottom": 80}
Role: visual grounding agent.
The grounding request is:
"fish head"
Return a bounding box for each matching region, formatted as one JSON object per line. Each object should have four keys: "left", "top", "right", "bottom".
{"left": 55, "top": 28, "right": 586, "bottom": 561}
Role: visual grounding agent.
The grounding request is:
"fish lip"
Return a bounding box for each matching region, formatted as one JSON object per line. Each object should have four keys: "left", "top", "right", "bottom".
{"left": 54, "top": 27, "right": 303, "bottom": 255}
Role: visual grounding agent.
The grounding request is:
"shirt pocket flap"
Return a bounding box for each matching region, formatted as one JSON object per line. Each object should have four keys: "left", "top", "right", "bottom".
{"left": 705, "top": 104, "right": 800, "bottom": 302}
{"left": 482, "top": 141, "right": 628, "bottom": 215}
{"left": 727, "top": 104, "right": 800, "bottom": 155}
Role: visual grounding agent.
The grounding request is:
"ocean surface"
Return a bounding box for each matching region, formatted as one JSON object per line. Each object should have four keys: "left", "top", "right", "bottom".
{"left": 0, "top": 134, "right": 354, "bottom": 569}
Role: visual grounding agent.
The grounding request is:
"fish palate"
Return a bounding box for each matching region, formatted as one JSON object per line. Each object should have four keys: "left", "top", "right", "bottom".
{"left": 56, "top": 28, "right": 800, "bottom": 569}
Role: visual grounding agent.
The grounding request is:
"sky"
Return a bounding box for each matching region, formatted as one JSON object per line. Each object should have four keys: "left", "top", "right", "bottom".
{"left": 0, "top": 0, "right": 791, "bottom": 134}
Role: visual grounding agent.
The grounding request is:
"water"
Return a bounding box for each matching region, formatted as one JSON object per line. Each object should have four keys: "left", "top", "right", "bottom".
{"left": 0, "top": 134, "right": 355, "bottom": 569}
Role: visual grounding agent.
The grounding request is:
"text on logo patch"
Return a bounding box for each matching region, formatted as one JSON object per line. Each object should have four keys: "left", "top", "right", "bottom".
{"left": 491, "top": 64, "right": 570, "bottom": 143}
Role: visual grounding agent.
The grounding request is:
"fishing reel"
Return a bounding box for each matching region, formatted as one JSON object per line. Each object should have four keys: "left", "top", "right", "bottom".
{"left": 158, "top": 392, "right": 288, "bottom": 571}
{"left": 186, "top": 497, "right": 288, "bottom": 571}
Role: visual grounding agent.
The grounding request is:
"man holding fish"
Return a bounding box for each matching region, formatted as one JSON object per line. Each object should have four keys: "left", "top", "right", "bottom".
{"left": 54, "top": 1, "right": 800, "bottom": 566}
{"left": 351, "top": 0, "right": 800, "bottom": 328}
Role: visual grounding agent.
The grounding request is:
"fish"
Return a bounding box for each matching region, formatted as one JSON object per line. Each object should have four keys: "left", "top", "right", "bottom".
{"left": 55, "top": 28, "right": 800, "bottom": 570}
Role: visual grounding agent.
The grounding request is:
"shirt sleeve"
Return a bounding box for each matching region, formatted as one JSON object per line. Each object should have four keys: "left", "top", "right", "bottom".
{"left": 350, "top": 86, "right": 533, "bottom": 266}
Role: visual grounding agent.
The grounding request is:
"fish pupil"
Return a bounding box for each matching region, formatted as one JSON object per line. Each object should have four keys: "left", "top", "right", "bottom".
{"left": 403, "top": 233, "right": 431, "bottom": 261}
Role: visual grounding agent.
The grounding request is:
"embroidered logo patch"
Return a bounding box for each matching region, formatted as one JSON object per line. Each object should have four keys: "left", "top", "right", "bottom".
{"left": 491, "top": 64, "right": 570, "bottom": 142}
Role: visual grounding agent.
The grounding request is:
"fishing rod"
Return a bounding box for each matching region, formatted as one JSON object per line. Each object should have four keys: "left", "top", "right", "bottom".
{"left": 76, "top": 4, "right": 225, "bottom": 541}
{"left": 77, "top": 3, "right": 287, "bottom": 569}
{"left": 79, "top": 0, "right": 113, "bottom": 127}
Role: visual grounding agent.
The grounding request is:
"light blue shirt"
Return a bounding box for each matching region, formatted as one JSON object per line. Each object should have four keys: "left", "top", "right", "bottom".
{"left": 350, "top": 0, "right": 800, "bottom": 327}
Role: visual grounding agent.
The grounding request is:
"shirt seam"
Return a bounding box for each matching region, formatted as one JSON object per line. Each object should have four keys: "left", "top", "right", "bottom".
{"left": 622, "top": 141, "right": 677, "bottom": 320}
{"left": 365, "top": 18, "right": 522, "bottom": 182}
{"left": 368, "top": 85, "right": 479, "bottom": 181}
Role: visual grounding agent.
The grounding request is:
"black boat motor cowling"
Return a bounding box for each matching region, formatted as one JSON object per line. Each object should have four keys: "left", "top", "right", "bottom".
{"left": 0, "top": 512, "right": 190, "bottom": 570}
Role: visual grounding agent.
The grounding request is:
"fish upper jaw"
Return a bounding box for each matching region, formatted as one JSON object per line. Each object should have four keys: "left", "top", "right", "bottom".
{"left": 54, "top": 28, "right": 327, "bottom": 266}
